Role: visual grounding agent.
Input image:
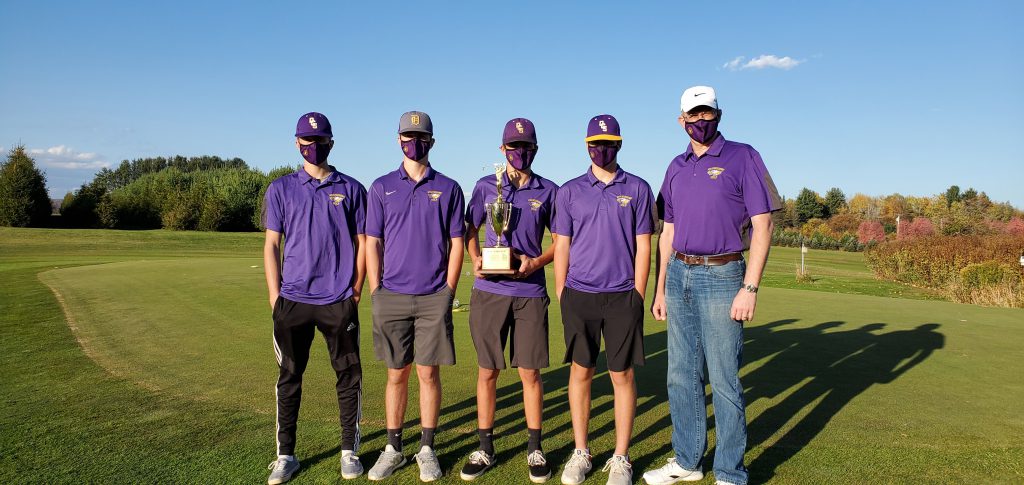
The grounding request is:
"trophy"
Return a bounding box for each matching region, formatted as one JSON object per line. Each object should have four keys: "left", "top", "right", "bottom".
{"left": 480, "top": 163, "right": 515, "bottom": 274}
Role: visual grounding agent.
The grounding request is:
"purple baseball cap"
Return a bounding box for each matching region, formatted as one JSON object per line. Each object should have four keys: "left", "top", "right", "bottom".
{"left": 502, "top": 118, "right": 537, "bottom": 144}
{"left": 585, "top": 114, "right": 622, "bottom": 142}
{"left": 295, "top": 112, "right": 333, "bottom": 138}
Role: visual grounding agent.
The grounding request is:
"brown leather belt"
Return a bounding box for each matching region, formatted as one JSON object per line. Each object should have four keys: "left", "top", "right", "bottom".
{"left": 675, "top": 252, "right": 743, "bottom": 266}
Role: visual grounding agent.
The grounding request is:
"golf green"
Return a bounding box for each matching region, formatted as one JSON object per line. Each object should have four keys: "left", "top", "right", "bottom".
{"left": 3, "top": 228, "right": 1022, "bottom": 483}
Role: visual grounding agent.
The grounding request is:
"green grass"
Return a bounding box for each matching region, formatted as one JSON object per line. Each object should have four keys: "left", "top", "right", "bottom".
{"left": 1, "top": 228, "right": 1022, "bottom": 483}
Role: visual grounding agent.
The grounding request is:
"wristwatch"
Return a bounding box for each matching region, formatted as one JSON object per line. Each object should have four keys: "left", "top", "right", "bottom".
{"left": 742, "top": 283, "right": 758, "bottom": 294}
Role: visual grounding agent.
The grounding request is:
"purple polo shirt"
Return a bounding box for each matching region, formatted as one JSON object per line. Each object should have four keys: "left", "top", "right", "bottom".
{"left": 263, "top": 166, "right": 366, "bottom": 305}
{"left": 657, "top": 133, "right": 782, "bottom": 255}
{"left": 365, "top": 163, "right": 465, "bottom": 295}
{"left": 553, "top": 167, "right": 655, "bottom": 293}
{"left": 466, "top": 172, "right": 559, "bottom": 298}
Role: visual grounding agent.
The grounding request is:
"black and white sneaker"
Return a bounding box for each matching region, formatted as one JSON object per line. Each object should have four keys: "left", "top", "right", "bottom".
{"left": 459, "top": 450, "right": 496, "bottom": 481}
{"left": 527, "top": 450, "right": 552, "bottom": 483}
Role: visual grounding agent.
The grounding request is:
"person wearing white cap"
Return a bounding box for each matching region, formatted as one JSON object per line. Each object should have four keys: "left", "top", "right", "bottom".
{"left": 643, "top": 86, "right": 781, "bottom": 485}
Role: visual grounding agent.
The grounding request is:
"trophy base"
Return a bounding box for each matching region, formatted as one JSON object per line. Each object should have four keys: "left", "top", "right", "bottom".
{"left": 480, "top": 246, "right": 515, "bottom": 274}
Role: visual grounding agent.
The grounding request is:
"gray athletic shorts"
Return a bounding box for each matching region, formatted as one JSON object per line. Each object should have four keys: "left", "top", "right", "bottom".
{"left": 468, "top": 288, "right": 550, "bottom": 370}
{"left": 371, "top": 285, "right": 456, "bottom": 368}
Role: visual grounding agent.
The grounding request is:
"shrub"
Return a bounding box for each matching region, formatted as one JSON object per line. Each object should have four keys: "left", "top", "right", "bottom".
{"left": 857, "top": 220, "right": 885, "bottom": 244}
{"left": 865, "top": 234, "right": 1024, "bottom": 289}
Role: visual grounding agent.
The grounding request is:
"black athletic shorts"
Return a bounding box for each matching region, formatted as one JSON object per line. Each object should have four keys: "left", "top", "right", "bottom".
{"left": 559, "top": 287, "right": 645, "bottom": 372}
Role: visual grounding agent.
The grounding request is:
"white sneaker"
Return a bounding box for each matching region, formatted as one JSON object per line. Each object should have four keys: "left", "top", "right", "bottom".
{"left": 602, "top": 455, "right": 632, "bottom": 485}
{"left": 415, "top": 445, "right": 443, "bottom": 482}
{"left": 641, "top": 457, "right": 703, "bottom": 484}
{"left": 560, "top": 448, "right": 593, "bottom": 485}
{"left": 340, "top": 450, "right": 363, "bottom": 480}
{"left": 368, "top": 444, "right": 406, "bottom": 480}
{"left": 267, "top": 455, "right": 300, "bottom": 485}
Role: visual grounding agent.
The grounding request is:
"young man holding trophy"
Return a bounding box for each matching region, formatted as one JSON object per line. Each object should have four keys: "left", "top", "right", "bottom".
{"left": 460, "top": 118, "right": 559, "bottom": 482}
{"left": 365, "top": 111, "right": 466, "bottom": 482}
{"left": 552, "top": 114, "right": 654, "bottom": 485}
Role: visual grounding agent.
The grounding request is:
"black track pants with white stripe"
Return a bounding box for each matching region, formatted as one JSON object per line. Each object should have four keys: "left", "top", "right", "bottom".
{"left": 272, "top": 296, "right": 362, "bottom": 456}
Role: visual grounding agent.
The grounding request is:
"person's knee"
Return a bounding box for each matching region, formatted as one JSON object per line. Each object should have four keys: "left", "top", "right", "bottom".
{"left": 387, "top": 366, "right": 411, "bottom": 386}
{"left": 416, "top": 365, "right": 440, "bottom": 385}
{"left": 518, "top": 368, "right": 541, "bottom": 386}
{"left": 479, "top": 368, "right": 500, "bottom": 382}
{"left": 609, "top": 368, "right": 635, "bottom": 387}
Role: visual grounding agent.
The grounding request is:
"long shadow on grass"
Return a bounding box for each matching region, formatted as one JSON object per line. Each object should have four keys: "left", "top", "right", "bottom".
{"left": 629, "top": 320, "right": 944, "bottom": 484}
{"left": 353, "top": 331, "right": 672, "bottom": 475}
{"left": 741, "top": 321, "right": 944, "bottom": 483}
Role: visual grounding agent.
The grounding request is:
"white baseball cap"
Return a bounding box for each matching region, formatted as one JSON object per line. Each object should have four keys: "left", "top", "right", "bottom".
{"left": 680, "top": 85, "right": 718, "bottom": 113}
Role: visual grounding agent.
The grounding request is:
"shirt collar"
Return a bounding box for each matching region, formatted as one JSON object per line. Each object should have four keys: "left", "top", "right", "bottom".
{"left": 501, "top": 171, "right": 542, "bottom": 191}
{"left": 397, "top": 162, "right": 435, "bottom": 183}
{"left": 297, "top": 165, "right": 343, "bottom": 185}
{"left": 586, "top": 166, "right": 627, "bottom": 186}
{"left": 682, "top": 132, "right": 727, "bottom": 162}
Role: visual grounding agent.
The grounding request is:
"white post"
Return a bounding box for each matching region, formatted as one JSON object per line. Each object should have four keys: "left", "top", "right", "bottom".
{"left": 801, "top": 242, "right": 807, "bottom": 275}
{"left": 896, "top": 214, "right": 901, "bottom": 238}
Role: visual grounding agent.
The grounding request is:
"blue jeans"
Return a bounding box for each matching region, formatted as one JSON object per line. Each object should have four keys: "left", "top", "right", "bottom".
{"left": 666, "top": 257, "right": 748, "bottom": 485}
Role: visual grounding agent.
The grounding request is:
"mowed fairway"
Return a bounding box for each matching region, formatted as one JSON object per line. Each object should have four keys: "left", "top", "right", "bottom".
{"left": 2, "top": 228, "right": 1022, "bottom": 484}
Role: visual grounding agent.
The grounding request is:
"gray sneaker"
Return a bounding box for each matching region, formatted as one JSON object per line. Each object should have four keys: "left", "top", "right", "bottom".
{"left": 267, "top": 456, "right": 300, "bottom": 485}
{"left": 368, "top": 444, "right": 407, "bottom": 481}
{"left": 602, "top": 455, "right": 632, "bottom": 485}
{"left": 340, "top": 450, "right": 363, "bottom": 480}
{"left": 415, "top": 445, "right": 443, "bottom": 482}
{"left": 560, "top": 448, "right": 592, "bottom": 485}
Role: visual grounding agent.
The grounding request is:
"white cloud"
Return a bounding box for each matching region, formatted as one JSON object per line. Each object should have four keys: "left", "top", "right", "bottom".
{"left": 723, "top": 55, "right": 804, "bottom": 71}
{"left": 26, "top": 145, "right": 109, "bottom": 170}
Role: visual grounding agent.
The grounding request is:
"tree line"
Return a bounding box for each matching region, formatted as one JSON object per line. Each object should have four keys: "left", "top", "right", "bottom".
{"left": 771, "top": 186, "right": 1024, "bottom": 251}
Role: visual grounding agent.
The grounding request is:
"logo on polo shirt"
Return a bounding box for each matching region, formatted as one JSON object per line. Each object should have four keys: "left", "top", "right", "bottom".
{"left": 615, "top": 195, "right": 633, "bottom": 207}
{"left": 411, "top": 114, "right": 420, "bottom": 125}
{"left": 308, "top": 116, "right": 318, "bottom": 129}
{"left": 528, "top": 198, "right": 542, "bottom": 211}
{"left": 516, "top": 121, "right": 524, "bottom": 134}
{"left": 329, "top": 193, "right": 345, "bottom": 206}
{"left": 707, "top": 167, "right": 725, "bottom": 180}
{"left": 599, "top": 120, "right": 608, "bottom": 132}
{"left": 427, "top": 190, "right": 443, "bottom": 202}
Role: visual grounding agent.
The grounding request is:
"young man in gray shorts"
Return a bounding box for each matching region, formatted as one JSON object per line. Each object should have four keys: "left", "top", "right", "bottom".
{"left": 365, "top": 111, "right": 466, "bottom": 482}
{"left": 459, "top": 118, "right": 558, "bottom": 482}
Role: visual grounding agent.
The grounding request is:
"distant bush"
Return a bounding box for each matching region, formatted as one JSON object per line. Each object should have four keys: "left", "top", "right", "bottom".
{"left": 946, "top": 261, "right": 1023, "bottom": 308}
{"left": 866, "top": 234, "right": 1024, "bottom": 288}
{"left": 97, "top": 166, "right": 286, "bottom": 231}
{"left": 857, "top": 221, "right": 885, "bottom": 244}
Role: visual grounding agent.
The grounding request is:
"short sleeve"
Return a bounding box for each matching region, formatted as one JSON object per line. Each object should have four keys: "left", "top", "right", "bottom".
{"left": 263, "top": 181, "right": 285, "bottom": 233}
{"left": 635, "top": 182, "right": 655, "bottom": 235}
{"left": 543, "top": 182, "right": 559, "bottom": 233}
{"left": 552, "top": 185, "right": 573, "bottom": 237}
{"left": 351, "top": 182, "right": 367, "bottom": 235}
{"left": 448, "top": 183, "right": 466, "bottom": 238}
{"left": 465, "top": 181, "right": 486, "bottom": 228}
{"left": 657, "top": 166, "right": 675, "bottom": 223}
{"left": 742, "top": 148, "right": 783, "bottom": 217}
{"left": 365, "top": 182, "right": 385, "bottom": 238}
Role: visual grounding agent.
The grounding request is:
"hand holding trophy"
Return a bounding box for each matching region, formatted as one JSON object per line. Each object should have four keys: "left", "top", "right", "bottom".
{"left": 480, "top": 163, "right": 515, "bottom": 274}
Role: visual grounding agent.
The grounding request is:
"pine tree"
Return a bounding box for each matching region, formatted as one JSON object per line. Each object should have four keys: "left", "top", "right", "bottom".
{"left": 0, "top": 145, "right": 51, "bottom": 227}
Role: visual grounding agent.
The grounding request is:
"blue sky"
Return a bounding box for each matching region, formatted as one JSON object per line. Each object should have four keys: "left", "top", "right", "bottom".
{"left": 2, "top": 1, "right": 1022, "bottom": 206}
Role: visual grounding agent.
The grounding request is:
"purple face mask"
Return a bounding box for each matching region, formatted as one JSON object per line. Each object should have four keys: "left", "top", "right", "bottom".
{"left": 588, "top": 144, "right": 619, "bottom": 168}
{"left": 401, "top": 138, "right": 430, "bottom": 161}
{"left": 505, "top": 146, "right": 537, "bottom": 170}
{"left": 300, "top": 141, "right": 331, "bottom": 165}
{"left": 684, "top": 118, "right": 720, "bottom": 144}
